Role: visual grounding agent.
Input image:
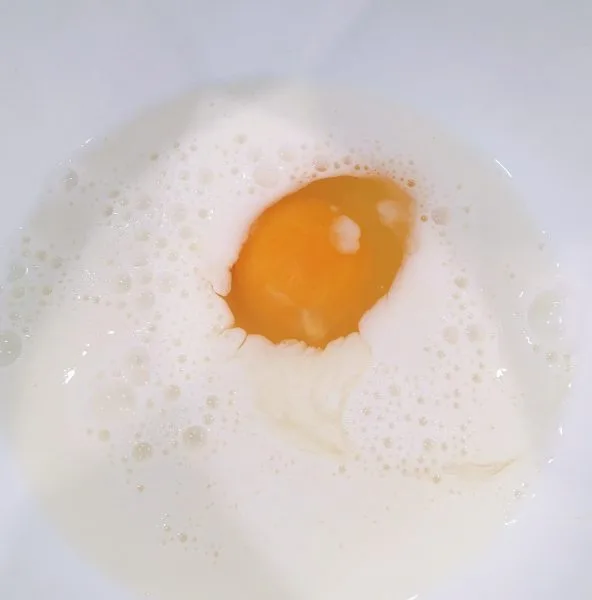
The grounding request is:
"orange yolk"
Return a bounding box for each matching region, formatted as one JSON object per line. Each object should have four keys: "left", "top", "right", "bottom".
{"left": 224, "top": 174, "right": 414, "bottom": 348}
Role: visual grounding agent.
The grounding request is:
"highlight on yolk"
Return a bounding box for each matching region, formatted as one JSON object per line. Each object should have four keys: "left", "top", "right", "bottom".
{"left": 224, "top": 174, "right": 415, "bottom": 348}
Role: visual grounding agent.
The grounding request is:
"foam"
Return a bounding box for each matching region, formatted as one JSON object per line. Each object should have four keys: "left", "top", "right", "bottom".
{"left": 0, "top": 82, "right": 574, "bottom": 600}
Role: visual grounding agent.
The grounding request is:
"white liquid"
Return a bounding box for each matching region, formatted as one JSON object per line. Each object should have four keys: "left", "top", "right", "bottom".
{"left": 0, "top": 82, "right": 573, "bottom": 600}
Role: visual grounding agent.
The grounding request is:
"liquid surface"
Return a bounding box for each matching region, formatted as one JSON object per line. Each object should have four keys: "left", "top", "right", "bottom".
{"left": 225, "top": 175, "right": 414, "bottom": 347}
{"left": 0, "top": 82, "right": 574, "bottom": 600}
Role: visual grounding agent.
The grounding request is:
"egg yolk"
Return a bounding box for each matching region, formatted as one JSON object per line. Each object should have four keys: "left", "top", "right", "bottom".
{"left": 224, "top": 174, "right": 414, "bottom": 348}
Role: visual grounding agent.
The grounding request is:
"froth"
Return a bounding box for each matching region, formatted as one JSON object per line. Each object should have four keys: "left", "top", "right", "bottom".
{"left": 0, "top": 83, "right": 574, "bottom": 600}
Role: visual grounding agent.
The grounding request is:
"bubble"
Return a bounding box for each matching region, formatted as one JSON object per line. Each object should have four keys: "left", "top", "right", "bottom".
{"left": 278, "top": 146, "right": 295, "bottom": 162}
{"left": 7, "top": 262, "right": 28, "bottom": 282}
{"left": 159, "top": 274, "right": 177, "bottom": 293}
{"left": 11, "top": 286, "right": 25, "bottom": 299}
{"left": 389, "top": 384, "right": 400, "bottom": 396}
{"left": 165, "top": 384, "right": 181, "bottom": 401}
{"left": 247, "top": 147, "right": 263, "bottom": 163}
{"left": 198, "top": 208, "right": 214, "bottom": 221}
{"left": 183, "top": 425, "right": 206, "bottom": 448}
{"left": 203, "top": 413, "right": 215, "bottom": 425}
{"left": 423, "top": 438, "right": 435, "bottom": 451}
{"left": 63, "top": 169, "right": 79, "bottom": 191}
{"left": 136, "top": 195, "right": 152, "bottom": 211}
{"left": 179, "top": 226, "right": 193, "bottom": 240}
{"left": 198, "top": 168, "right": 215, "bottom": 185}
{"left": 528, "top": 290, "right": 564, "bottom": 342}
{"left": 253, "top": 164, "right": 279, "bottom": 188}
{"left": 98, "top": 429, "right": 111, "bottom": 442}
{"left": 431, "top": 207, "right": 449, "bottom": 225}
{"left": 132, "top": 442, "right": 153, "bottom": 462}
{"left": 171, "top": 204, "right": 188, "bottom": 223}
{"left": 466, "top": 324, "right": 483, "bottom": 342}
{"left": 137, "top": 290, "right": 155, "bottom": 309}
{"left": 443, "top": 326, "right": 459, "bottom": 344}
{"left": 0, "top": 331, "right": 22, "bottom": 366}
{"left": 132, "top": 253, "right": 149, "bottom": 268}
{"left": 114, "top": 273, "right": 132, "bottom": 293}
{"left": 313, "top": 155, "right": 330, "bottom": 172}
{"left": 128, "top": 350, "right": 150, "bottom": 385}
{"left": 135, "top": 229, "right": 150, "bottom": 243}
{"left": 206, "top": 394, "right": 219, "bottom": 408}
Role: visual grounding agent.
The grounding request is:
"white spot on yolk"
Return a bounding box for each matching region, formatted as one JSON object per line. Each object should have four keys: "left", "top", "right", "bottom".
{"left": 330, "top": 215, "right": 361, "bottom": 254}
{"left": 377, "top": 199, "right": 402, "bottom": 227}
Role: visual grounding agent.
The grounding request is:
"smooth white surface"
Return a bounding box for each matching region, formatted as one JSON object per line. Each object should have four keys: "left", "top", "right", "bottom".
{"left": 1, "top": 1, "right": 591, "bottom": 599}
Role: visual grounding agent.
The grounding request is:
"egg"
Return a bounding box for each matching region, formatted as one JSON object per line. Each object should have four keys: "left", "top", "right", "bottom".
{"left": 0, "top": 82, "right": 574, "bottom": 600}
{"left": 225, "top": 174, "right": 414, "bottom": 348}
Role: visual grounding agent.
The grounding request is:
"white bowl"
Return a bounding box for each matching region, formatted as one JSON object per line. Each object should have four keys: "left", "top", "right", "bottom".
{"left": 1, "top": 1, "right": 591, "bottom": 599}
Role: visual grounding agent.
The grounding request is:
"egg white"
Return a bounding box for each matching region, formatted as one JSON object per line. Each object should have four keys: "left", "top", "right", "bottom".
{"left": 0, "top": 83, "right": 573, "bottom": 600}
